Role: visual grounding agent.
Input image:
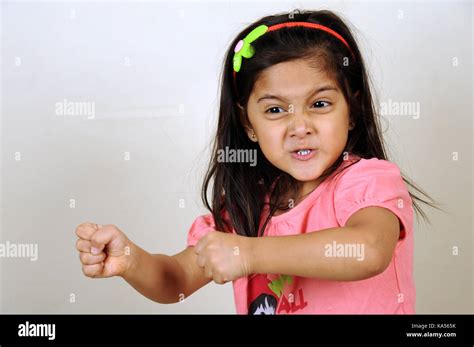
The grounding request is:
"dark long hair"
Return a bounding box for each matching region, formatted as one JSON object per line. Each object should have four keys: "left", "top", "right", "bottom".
{"left": 201, "top": 9, "right": 442, "bottom": 238}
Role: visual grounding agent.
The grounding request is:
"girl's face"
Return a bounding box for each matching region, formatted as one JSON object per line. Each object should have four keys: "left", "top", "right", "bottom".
{"left": 243, "top": 59, "right": 354, "bottom": 196}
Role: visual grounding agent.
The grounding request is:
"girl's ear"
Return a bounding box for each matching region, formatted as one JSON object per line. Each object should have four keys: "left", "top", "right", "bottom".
{"left": 237, "top": 102, "right": 258, "bottom": 142}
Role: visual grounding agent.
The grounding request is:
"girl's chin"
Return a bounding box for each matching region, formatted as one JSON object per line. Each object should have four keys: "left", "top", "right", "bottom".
{"left": 289, "top": 168, "right": 322, "bottom": 182}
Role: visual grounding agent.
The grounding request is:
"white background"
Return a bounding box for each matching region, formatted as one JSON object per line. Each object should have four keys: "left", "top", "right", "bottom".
{"left": 1, "top": 0, "right": 472, "bottom": 313}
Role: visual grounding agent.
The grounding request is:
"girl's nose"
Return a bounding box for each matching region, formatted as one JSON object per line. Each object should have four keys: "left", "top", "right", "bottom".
{"left": 290, "top": 111, "right": 314, "bottom": 138}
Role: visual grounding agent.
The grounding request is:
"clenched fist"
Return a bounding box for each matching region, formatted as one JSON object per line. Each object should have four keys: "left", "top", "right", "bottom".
{"left": 75, "top": 222, "right": 134, "bottom": 278}
{"left": 194, "top": 231, "right": 255, "bottom": 284}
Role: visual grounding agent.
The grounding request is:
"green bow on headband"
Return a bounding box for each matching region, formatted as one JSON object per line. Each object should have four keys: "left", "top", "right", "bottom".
{"left": 233, "top": 24, "right": 269, "bottom": 72}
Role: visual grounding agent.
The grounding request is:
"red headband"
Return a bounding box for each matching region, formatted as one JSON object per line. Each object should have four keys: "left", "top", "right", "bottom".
{"left": 232, "top": 22, "right": 355, "bottom": 95}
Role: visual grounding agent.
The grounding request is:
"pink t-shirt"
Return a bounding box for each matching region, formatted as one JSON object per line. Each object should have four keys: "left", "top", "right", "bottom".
{"left": 186, "top": 153, "right": 415, "bottom": 314}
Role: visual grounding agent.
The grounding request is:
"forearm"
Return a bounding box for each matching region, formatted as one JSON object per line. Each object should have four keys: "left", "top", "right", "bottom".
{"left": 121, "top": 243, "right": 185, "bottom": 304}
{"left": 250, "top": 226, "right": 382, "bottom": 281}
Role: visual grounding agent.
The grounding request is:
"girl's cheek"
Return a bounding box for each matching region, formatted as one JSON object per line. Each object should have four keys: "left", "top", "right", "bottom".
{"left": 324, "top": 123, "right": 346, "bottom": 139}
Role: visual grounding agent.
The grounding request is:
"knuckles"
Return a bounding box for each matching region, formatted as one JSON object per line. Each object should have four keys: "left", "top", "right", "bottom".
{"left": 81, "top": 265, "right": 96, "bottom": 277}
{"left": 79, "top": 252, "right": 104, "bottom": 265}
{"left": 75, "top": 223, "right": 94, "bottom": 238}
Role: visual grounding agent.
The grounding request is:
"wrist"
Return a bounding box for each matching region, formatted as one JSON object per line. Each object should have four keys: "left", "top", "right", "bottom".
{"left": 120, "top": 241, "right": 141, "bottom": 279}
{"left": 246, "top": 236, "right": 260, "bottom": 275}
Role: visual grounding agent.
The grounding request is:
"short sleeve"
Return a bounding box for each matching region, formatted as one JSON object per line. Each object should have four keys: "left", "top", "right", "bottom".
{"left": 186, "top": 209, "right": 233, "bottom": 247}
{"left": 186, "top": 214, "right": 217, "bottom": 247}
{"left": 333, "top": 158, "right": 413, "bottom": 239}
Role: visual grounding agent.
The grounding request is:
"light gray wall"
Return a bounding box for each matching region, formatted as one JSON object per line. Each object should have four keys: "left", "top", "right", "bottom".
{"left": 1, "top": 0, "right": 472, "bottom": 313}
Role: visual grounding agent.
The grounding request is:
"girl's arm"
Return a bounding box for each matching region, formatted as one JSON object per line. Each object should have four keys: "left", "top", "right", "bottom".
{"left": 122, "top": 244, "right": 211, "bottom": 304}
{"left": 249, "top": 206, "right": 400, "bottom": 281}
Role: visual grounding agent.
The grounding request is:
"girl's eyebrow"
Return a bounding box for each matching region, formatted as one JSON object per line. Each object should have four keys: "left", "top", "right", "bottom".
{"left": 257, "top": 84, "right": 338, "bottom": 103}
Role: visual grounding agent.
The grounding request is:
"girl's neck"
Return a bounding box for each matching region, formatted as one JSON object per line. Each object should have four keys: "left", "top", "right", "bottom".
{"left": 273, "top": 178, "right": 322, "bottom": 216}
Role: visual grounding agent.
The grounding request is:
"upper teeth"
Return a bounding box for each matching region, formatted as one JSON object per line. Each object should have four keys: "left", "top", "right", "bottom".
{"left": 297, "top": 149, "right": 311, "bottom": 155}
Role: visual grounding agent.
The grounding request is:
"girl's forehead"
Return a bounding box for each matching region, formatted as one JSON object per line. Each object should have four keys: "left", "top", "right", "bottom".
{"left": 251, "top": 63, "right": 340, "bottom": 100}
{"left": 253, "top": 60, "right": 337, "bottom": 92}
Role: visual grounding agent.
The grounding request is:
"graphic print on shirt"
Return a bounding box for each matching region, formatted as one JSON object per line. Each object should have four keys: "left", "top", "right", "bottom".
{"left": 247, "top": 274, "right": 308, "bottom": 314}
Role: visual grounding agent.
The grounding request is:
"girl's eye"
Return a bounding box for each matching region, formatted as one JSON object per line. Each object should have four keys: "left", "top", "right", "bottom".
{"left": 265, "top": 102, "right": 331, "bottom": 114}
{"left": 313, "top": 101, "right": 331, "bottom": 108}
{"left": 265, "top": 106, "right": 286, "bottom": 114}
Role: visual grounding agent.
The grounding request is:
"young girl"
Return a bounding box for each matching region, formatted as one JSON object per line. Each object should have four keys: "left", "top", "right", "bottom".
{"left": 75, "top": 9, "right": 439, "bottom": 314}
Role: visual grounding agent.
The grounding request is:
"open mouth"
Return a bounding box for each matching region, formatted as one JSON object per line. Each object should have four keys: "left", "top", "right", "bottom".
{"left": 291, "top": 149, "right": 317, "bottom": 161}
